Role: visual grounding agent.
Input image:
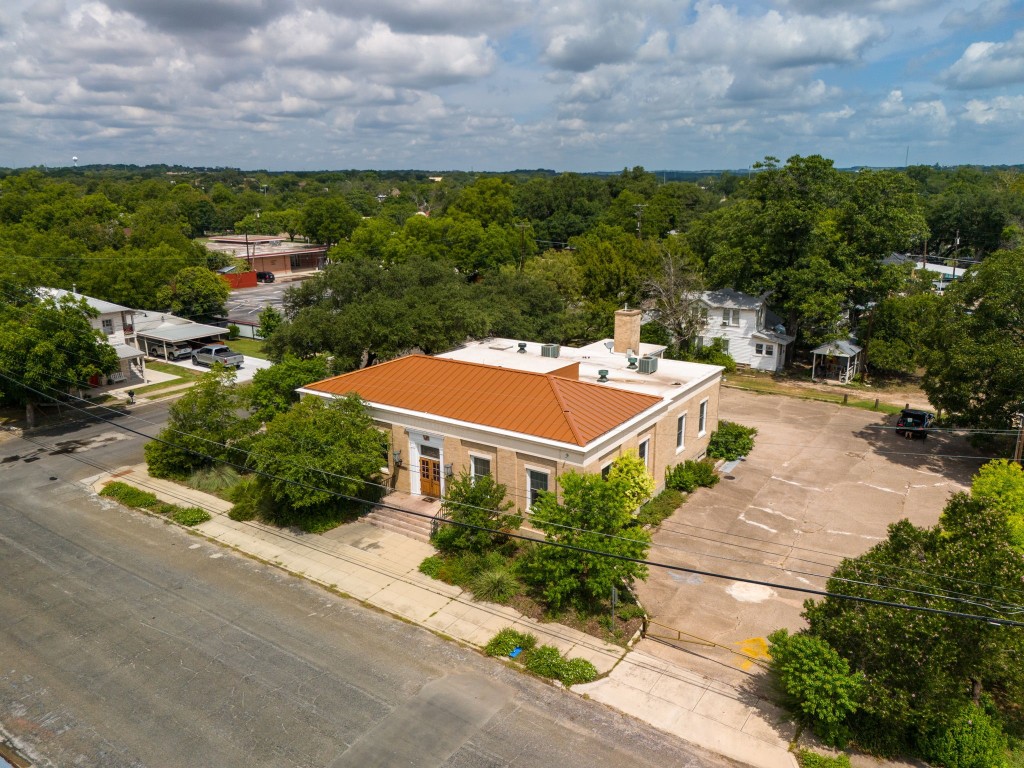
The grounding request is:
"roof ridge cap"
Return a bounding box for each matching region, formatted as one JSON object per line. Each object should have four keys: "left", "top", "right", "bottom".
{"left": 546, "top": 375, "right": 586, "bottom": 446}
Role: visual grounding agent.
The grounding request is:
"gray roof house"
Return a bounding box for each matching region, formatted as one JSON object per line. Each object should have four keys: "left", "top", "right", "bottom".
{"left": 698, "top": 289, "right": 794, "bottom": 372}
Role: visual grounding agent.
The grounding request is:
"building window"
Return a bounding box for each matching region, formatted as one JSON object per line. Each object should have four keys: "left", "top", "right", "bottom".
{"left": 527, "top": 469, "right": 549, "bottom": 508}
{"left": 765, "top": 344, "right": 774, "bottom": 356}
{"left": 755, "top": 343, "right": 764, "bottom": 355}
{"left": 698, "top": 400, "right": 709, "bottom": 436}
{"left": 601, "top": 464, "right": 612, "bottom": 479}
{"left": 676, "top": 414, "right": 686, "bottom": 451}
{"left": 638, "top": 438, "right": 650, "bottom": 468}
{"left": 471, "top": 455, "right": 491, "bottom": 481}
{"left": 101, "top": 318, "right": 114, "bottom": 335}
{"left": 722, "top": 308, "right": 740, "bottom": 326}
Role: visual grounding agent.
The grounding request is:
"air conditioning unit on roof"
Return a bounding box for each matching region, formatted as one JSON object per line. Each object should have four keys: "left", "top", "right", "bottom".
{"left": 541, "top": 343, "right": 559, "bottom": 358}
{"left": 638, "top": 356, "right": 658, "bottom": 374}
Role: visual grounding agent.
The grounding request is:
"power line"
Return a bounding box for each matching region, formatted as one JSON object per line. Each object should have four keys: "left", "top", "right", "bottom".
{"left": 4, "top": 370, "right": 1024, "bottom": 627}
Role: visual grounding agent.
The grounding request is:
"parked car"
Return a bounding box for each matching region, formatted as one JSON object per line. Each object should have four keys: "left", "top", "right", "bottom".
{"left": 895, "top": 408, "right": 935, "bottom": 439}
{"left": 256, "top": 271, "right": 275, "bottom": 283}
{"left": 192, "top": 344, "right": 244, "bottom": 369}
{"left": 146, "top": 341, "right": 192, "bottom": 361}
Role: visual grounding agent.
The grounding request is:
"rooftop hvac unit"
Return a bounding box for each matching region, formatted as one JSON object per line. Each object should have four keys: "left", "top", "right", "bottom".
{"left": 541, "top": 343, "right": 560, "bottom": 358}
{"left": 638, "top": 356, "right": 659, "bottom": 374}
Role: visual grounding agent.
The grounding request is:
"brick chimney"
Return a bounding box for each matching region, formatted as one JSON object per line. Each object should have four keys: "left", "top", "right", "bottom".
{"left": 613, "top": 308, "right": 642, "bottom": 354}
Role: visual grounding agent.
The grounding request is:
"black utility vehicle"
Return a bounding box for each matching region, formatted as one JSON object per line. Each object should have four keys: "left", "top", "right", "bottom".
{"left": 895, "top": 408, "right": 935, "bottom": 439}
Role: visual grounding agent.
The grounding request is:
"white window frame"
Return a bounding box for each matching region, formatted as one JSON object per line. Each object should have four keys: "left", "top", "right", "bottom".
{"left": 676, "top": 414, "right": 686, "bottom": 452}
{"left": 526, "top": 468, "right": 549, "bottom": 510}
{"left": 722, "top": 308, "right": 739, "bottom": 326}
{"left": 638, "top": 438, "right": 650, "bottom": 469}
{"left": 470, "top": 454, "right": 491, "bottom": 481}
{"left": 755, "top": 343, "right": 764, "bottom": 355}
{"left": 101, "top": 318, "right": 114, "bottom": 335}
{"left": 765, "top": 344, "right": 774, "bottom": 356}
{"left": 698, "top": 399, "right": 709, "bottom": 436}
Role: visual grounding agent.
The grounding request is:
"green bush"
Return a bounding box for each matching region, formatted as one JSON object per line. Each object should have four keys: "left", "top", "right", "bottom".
{"left": 99, "top": 482, "right": 160, "bottom": 509}
{"left": 524, "top": 645, "right": 565, "bottom": 679}
{"left": 227, "top": 323, "right": 240, "bottom": 340}
{"left": 796, "top": 750, "right": 852, "bottom": 768}
{"left": 665, "top": 460, "right": 720, "bottom": 493}
{"left": 485, "top": 628, "right": 537, "bottom": 657}
{"left": 419, "top": 555, "right": 444, "bottom": 579}
{"left": 707, "top": 420, "right": 758, "bottom": 461}
{"left": 559, "top": 657, "right": 598, "bottom": 686}
{"left": 636, "top": 488, "right": 684, "bottom": 527}
{"left": 172, "top": 507, "right": 212, "bottom": 526}
{"left": 923, "top": 706, "right": 1008, "bottom": 768}
{"left": 187, "top": 465, "right": 242, "bottom": 494}
{"left": 469, "top": 565, "right": 520, "bottom": 603}
{"left": 768, "top": 629, "right": 864, "bottom": 748}
{"left": 615, "top": 603, "right": 646, "bottom": 621}
{"left": 226, "top": 476, "right": 262, "bottom": 521}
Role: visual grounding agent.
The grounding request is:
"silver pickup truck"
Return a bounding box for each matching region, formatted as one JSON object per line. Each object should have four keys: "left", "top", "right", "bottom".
{"left": 191, "top": 344, "right": 244, "bottom": 369}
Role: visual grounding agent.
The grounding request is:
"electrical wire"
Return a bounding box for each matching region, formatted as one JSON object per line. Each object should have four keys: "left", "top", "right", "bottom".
{"left": 4, "top": 369, "right": 1024, "bottom": 626}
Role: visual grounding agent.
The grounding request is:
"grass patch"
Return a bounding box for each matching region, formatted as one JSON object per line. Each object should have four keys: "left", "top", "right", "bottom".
{"left": 224, "top": 337, "right": 269, "bottom": 359}
{"left": 725, "top": 373, "right": 903, "bottom": 414}
{"left": 795, "top": 750, "right": 851, "bottom": 768}
{"left": 485, "top": 628, "right": 599, "bottom": 686}
{"left": 187, "top": 465, "right": 243, "bottom": 496}
{"left": 100, "top": 480, "right": 212, "bottom": 527}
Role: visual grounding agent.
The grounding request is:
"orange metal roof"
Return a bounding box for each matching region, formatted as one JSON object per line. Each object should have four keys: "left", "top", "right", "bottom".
{"left": 303, "top": 355, "right": 661, "bottom": 446}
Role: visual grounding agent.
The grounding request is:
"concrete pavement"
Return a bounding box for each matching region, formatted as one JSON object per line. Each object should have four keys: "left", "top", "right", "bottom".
{"left": 88, "top": 463, "right": 798, "bottom": 768}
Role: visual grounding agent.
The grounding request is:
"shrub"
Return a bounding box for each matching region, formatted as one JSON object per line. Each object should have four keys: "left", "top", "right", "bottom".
{"left": 615, "top": 602, "right": 646, "bottom": 621}
{"left": 172, "top": 507, "right": 212, "bottom": 526}
{"left": 922, "top": 705, "right": 1008, "bottom": 768}
{"left": 226, "top": 476, "right": 262, "bottom": 521}
{"left": 99, "top": 482, "right": 160, "bottom": 509}
{"left": 485, "top": 628, "right": 537, "bottom": 657}
{"left": 227, "top": 323, "right": 240, "bottom": 340}
{"left": 796, "top": 751, "right": 852, "bottom": 768}
{"left": 469, "top": 564, "right": 520, "bottom": 603}
{"left": 187, "top": 465, "right": 242, "bottom": 495}
{"left": 524, "top": 645, "right": 565, "bottom": 679}
{"left": 419, "top": 555, "right": 444, "bottom": 579}
{"left": 636, "top": 488, "right": 684, "bottom": 527}
{"left": 707, "top": 421, "right": 758, "bottom": 461}
{"left": 768, "top": 629, "right": 864, "bottom": 748}
{"left": 665, "top": 460, "right": 720, "bottom": 493}
{"left": 559, "top": 657, "right": 599, "bottom": 686}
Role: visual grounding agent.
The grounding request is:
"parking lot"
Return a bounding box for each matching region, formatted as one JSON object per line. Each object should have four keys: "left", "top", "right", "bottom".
{"left": 158, "top": 352, "right": 273, "bottom": 383}
{"left": 634, "top": 387, "right": 986, "bottom": 689}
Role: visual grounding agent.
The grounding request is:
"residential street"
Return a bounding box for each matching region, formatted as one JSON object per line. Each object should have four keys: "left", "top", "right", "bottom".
{"left": 0, "top": 415, "right": 734, "bottom": 768}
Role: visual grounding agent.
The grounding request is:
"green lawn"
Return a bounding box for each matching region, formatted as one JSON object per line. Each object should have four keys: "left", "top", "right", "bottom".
{"left": 226, "top": 337, "right": 270, "bottom": 360}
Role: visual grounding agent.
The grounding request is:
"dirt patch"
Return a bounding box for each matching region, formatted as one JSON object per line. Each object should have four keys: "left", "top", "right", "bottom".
{"left": 505, "top": 593, "right": 643, "bottom": 648}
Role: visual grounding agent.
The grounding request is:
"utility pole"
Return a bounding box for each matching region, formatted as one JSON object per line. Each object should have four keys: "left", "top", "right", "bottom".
{"left": 1013, "top": 413, "right": 1024, "bottom": 465}
{"left": 516, "top": 222, "right": 528, "bottom": 272}
{"left": 634, "top": 204, "right": 647, "bottom": 240}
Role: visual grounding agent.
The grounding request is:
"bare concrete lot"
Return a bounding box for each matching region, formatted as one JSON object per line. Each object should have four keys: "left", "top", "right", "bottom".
{"left": 634, "top": 387, "right": 986, "bottom": 688}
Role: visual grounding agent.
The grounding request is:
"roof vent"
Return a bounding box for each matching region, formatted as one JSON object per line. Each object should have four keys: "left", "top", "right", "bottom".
{"left": 638, "top": 356, "right": 659, "bottom": 375}
{"left": 541, "top": 343, "right": 559, "bottom": 358}
{"left": 627, "top": 356, "right": 638, "bottom": 369}
{"left": 517, "top": 342, "right": 527, "bottom": 354}
{"left": 597, "top": 369, "right": 609, "bottom": 383}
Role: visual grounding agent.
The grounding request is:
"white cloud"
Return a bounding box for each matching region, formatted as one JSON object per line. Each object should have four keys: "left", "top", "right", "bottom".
{"left": 942, "top": 29, "right": 1024, "bottom": 88}
{"left": 962, "top": 94, "right": 1024, "bottom": 123}
{"left": 941, "top": 0, "right": 1011, "bottom": 30}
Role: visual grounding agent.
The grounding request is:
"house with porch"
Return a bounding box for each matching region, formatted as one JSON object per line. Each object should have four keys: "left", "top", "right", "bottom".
{"left": 298, "top": 310, "right": 724, "bottom": 512}
{"left": 40, "top": 288, "right": 146, "bottom": 386}
{"left": 698, "top": 288, "right": 793, "bottom": 372}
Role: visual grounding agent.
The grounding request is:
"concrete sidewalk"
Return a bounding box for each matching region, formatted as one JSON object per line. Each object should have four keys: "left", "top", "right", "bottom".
{"left": 89, "top": 464, "right": 797, "bottom": 768}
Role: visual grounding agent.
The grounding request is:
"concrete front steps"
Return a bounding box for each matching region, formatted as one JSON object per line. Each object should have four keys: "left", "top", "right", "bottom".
{"left": 362, "top": 500, "right": 437, "bottom": 543}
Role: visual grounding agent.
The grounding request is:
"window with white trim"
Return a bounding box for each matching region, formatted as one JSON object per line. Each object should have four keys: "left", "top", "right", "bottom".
{"left": 527, "top": 469, "right": 549, "bottom": 508}
{"left": 765, "top": 344, "right": 774, "bottom": 356}
{"left": 755, "top": 343, "right": 764, "bottom": 355}
{"left": 638, "top": 438, "right": 650, "bottom": 468}
{"left": 698, "top": 400, "right": 708, "bottom": 436}
{"left": 101, "top": 318, "right": 114, "bottom": 335}
{"left": 722, "top": 308, "right": 740, "bottom": 326}
{"left": 471, "top": 455, "right": 491, "bottom": 481}
{"left": 676, "top": 414, "right": 686, "bottom": 451}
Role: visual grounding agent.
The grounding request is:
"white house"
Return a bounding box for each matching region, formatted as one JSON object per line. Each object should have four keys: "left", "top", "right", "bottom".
{"left": 39, "top": 287, "right": 146, "bottom": 386}
{"left": 698, "top": 288, "right": 793, "bottom": 372}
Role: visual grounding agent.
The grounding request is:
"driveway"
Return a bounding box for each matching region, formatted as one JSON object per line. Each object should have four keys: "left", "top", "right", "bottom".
{"left": 634, "top": 387, "right": 986, "bottom": 690}
{"left": 161, "top": 354, "right": 273, "bottom": 383}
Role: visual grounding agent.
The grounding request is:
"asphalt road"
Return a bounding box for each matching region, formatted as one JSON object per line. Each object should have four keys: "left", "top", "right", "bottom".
{"left": 0, "top": 416, "right": 734, "bottom": 767}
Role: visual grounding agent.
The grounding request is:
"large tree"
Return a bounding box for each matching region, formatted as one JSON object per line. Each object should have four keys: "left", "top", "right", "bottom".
{"left": 522, "top": 467, "right": 651, "bottom": 610}
{"left": 246, "top": 395, "right": 387, "bottom": 527}
{"left": 920, "top": 247, "right": 1024, "bottom": 428}
{"left": 156, "top": 266, "right": 230, "bottom": 320}
{"left": 0, "top": 291, "right": 120, "bottom": 427}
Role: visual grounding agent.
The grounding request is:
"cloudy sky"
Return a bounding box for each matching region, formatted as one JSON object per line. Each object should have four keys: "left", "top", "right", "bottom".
{"left": 0, "top": 0, "right": 1022, "bottom": 172}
